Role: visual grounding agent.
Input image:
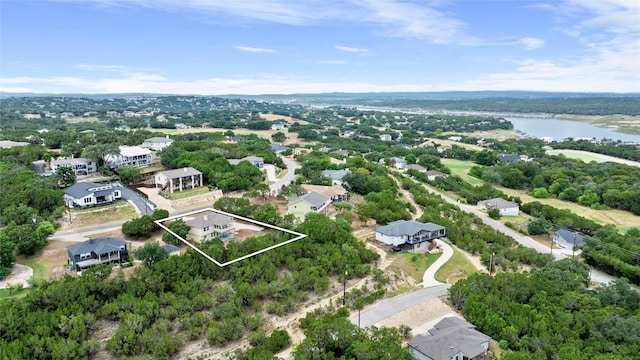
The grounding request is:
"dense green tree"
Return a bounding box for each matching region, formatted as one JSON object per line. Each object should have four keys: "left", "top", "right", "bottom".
{"left": 135, "top": 242, "right": 169, "bottom": 268}
{"left": 162, "top": 219, "right": 190, "bottom": 245}
{"left": 55, "top": 166, "right": 77, "bottom": 187}
{"left": 272, "top": 131, "right": 287, "bottom": 142}
{"left": 118, "top": 166, "right": 142, "bottom": 186}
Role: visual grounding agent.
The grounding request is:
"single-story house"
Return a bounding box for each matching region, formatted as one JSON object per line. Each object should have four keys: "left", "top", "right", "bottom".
{"left": 287, "top": 191, "right": 331, "bottom": 219}
{"left": 105, "top": 146, "right": 153, "bottom": 168}
{"left": 437, "top": 145, "right": 452, "bottom": 153}
{"left": 67, "top": 237, "right": 129, "bottom": 271}
{"left": 51, "top": 158, "right": 97, "bottom": 176}
{"left": 301, "top": 184, "right": 349, "bottom": 202}
{"left": 321, "top": 169, "right": 351, "bottom": 186}
{"left": 155, "top": 167, "right": 203, "bottom": 193}
{"left": 63, "top": 182, "right": 122, "bottom": 208}
{"left": 376, "top": 220, "right": 446, "bottom": 248}
{"left": 426, "top": 170, "right": 447, "bottom": 181}
{"left": 141, "top": 136, "right": 174, "bottom": 151}
{"left": 380, "top": 134, "right": 393, "bottom": 141}
{"left": 477, "top": 198, "right": 520, "bottom": 216}
{"left": 408, "top": 317, "right": 491, "bottom": 360}
{"left": 271, "top": 122, "right": 285, "bottom": 131}
{"left": 393, "top": 157, "right": 407, "bottom": 169}
{"left": 0, "top": 140, "right": 29, "bottom": 149}
{"left": 270, "top": 143, "right": 289, "bottom": 154}
{"left": 228, "top": 156, "right": 264, "bottom": 168}
{"left": 185, "top": 213, "right": 235, "bottom": 242}
{"left": 162, "top": 244, "right": 181, "bottom": 256}
{"left": 406, "top": 164, "right": 428, "bottom": 173}
{"left": 332, "top": 149, "right": 349, "bottom": 157}
{"left": 553, "top": 229, "right": 585, "bottom": 251}
{"left": 497, "top": 154, "right": 521, "bottom": 163}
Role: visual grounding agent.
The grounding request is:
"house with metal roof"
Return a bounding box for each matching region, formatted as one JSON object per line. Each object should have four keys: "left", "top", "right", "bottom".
{"left": 375, "top": 220, "right": 446, "bottom": 247}
{"left": 553, "top": 228, "right": 585, "bottom": 251}
{"left": 184, "top": 213, "right": 235, "bottom": 242}
{"left": 63, "top": 182, "right": 122, "bottom": 208}
{"left": 141, "top": 136, "right": 174, "bottom": 151}
{"left": 477, "top": 198, "right": 520, "bottom": 216}
{"left": 287, "top": 191, "right": 331, "bottom": 219}
{"left": 67, "top": 237, "right": 129, "bottom": 271}
{"left": 228, "top": 156, "right": 264, "bottom": 168}
{"left": 408, "top": 317, "right": 491, "bottom": 360}
{"left": 155, "top": 167, "right": 203, "bottom": 193}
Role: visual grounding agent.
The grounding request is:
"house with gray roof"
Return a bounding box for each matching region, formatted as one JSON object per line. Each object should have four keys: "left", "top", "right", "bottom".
{"left": 228, "top": 156, "right": 264, "bottom": 168}
{"left": 141, "top": 136, "right": 174, "bottom": 151}
{"left": 477, "top": 198, "right": 519, "bottom": 216}
{"left": 287, "top": 191, "right": 331, "bottom": 219}
{"left": 63, "top": 182, "right": 122, "bottom": 208}
{"left": 155, "top": 167, "right": 203, "bottom": 193}
{"left": 321, "top": 169, "right": 351, "bottom": 186}
{"left": 184, "top": 213, "right": 234, "bottom": 242}
{"left": 67, "top": 237, "right": 129, "bottom": 271}
{"left": 270, "top": 143, "right": 289, "bottom": 154}
{"left": 553, "top": 228, "right": 584, "bottom": 251}
{"left": 408, "top": 317, "right": 491, "bottom": 360}
{"left": 51, "top": 157, "right": 97, "bottom": 176}
{"left": 375, "top": 220, "right": 446, "bottom": 247}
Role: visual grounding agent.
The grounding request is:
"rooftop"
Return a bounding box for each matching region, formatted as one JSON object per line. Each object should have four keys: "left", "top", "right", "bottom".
{"left": 185, "top": 213, "right": 234, "bottom": 228}
{"left": 409, "top": 317, "right": 491, "bottom": 360}
{"left": 376, "top": 220, "right": 445, "bottom": 237}
{"left": 67, "top": 237, "right": 126, "bottom": 256}
{"left": 158, "top": 167, "right": 202, "bottom": 178}
{"left": 477, "top": 198, "right": 519, "bottom": 210}
{"left": 288, "top": 191, "right": 331, "bottom": 208}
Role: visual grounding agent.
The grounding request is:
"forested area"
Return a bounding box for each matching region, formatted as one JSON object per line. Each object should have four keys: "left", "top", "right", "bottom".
{"left": 0, "top": 213, "right": 386, "bottom": 359}
{"left": 451, "top": 260, "right": 640, "bottom": 359}
{"left": 469, "top": 155, "right": 640, "bottom": 214}
{"left": 0, "top": 161, "right": 62, "bottom": 276}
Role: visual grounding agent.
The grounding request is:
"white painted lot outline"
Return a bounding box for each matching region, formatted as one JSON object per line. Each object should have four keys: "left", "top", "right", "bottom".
{"left": 154, "top": 208, "right": 307, "bottom": 267}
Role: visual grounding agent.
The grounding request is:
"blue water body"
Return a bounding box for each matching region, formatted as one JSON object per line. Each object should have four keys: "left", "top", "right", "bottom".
{"left": 506, "top": 117, "right": 640, "bottom": 143}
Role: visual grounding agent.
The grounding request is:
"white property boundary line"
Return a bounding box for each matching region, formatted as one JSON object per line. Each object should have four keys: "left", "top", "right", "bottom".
{"left": 154, "top": 208, "right": 307, "bottom": 267}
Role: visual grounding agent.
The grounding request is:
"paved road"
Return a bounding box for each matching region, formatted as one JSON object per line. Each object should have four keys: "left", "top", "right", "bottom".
{"left": 417, "top": 180, "right": 615, "bottom": 284}
{"left": 349, "top": 284, "right": 450, "bottom": 327}
{"left": 270, "top": 157, "right": 300, "bottom": 194}
{"left": 421, "top": 240, "right": 454, "bottom": 287}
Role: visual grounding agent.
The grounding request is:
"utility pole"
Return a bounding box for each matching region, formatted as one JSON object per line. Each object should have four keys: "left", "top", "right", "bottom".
{"left": 489, "top": 252, "right": 495, "bottom": 275}
{"left": 572, "top": 232, "right": 577, "bottom": 259}
{"left": 343, "top": 264, "right": 348, "bottom": 306}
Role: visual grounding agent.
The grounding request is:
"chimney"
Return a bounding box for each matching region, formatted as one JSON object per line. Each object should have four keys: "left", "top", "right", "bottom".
{"left": 204, "top": 215, "right": 208, "bottom": 221}
{"left": 183, "top": 167, "right": 188, "bottom": 172}
{"left": 166, "top": 135, "right": 169, "bottom": 139}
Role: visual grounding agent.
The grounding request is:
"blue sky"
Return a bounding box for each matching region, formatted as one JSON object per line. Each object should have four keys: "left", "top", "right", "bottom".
{"left": 1, "top": 0, "right": 639, "bottom": 94}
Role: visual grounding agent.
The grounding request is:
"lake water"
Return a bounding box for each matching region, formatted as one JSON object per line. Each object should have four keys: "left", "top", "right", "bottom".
{"left": 506, "top": 117, "right": 640, "bottom": 143}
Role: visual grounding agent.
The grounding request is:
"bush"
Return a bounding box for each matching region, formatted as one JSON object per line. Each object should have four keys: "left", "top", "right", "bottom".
{"left": 487, "top": 208, "right": 501, "bottom": 219}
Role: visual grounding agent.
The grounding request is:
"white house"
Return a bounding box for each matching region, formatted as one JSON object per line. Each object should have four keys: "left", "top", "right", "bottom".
{"left": 51, "top": 158, "right": 97, "bottom": 176}
{"left": 375, "top": 220, "right": 446, "bottom": 248}
{"left": 185, "top": 213, "right": 235, "bottom": 242}
{"left": 155, "top": 167, "right": 203, "bottom": 193}
{"left": 105, "top": 146, "right": 153, "bottom": 168}
{"left": 477, "top": 198, "right": 520, "bottom": 216}
{"left": 63, "top": 182, "right": 122, "bottom": 208}
{"left": 141, "top": 136, "right": 174, "bottom": 151}
{"left": 380, "top": 134, "right": 393, "bottom": 141}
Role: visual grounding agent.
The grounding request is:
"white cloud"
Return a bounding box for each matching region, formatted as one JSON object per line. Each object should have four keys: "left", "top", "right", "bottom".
{"left": 518, "top": 37, "right": 544, "bottom": 49}
{"left": 233, "top": 45, "right": 275, "bottom": 53}
{"left": 76, "top": 64, "right": 130, "bottom": 72}
{"left": 335, "top": 45, "right": 369, "bottom": 53}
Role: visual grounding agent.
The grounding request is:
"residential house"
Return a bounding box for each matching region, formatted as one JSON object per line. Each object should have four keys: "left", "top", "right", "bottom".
{"left": 301, "top": 184, "right": 349, "bottom": 202}
{"left": 270, "top": 143, "right": 288, "bottom": 154}
{"left": 287, "top": 191, "right": 331, "bottom": 219}
{"left": 447, "top": 136, "right": 462, "bottom": 142}
{"left": 553, "top": 228, "right": 585, "bottom": 251}
{"left": 155, "top": 167, "right": 203, "bottom": 193}
{"left": 332, "top": 149, "right": 349, "bottom": 157}
{"left": 375, "top": 220, "right": 446, "bottom": 249}
{"left": 51, "top": 158, "right": 97, "bottom": 176}
{"left": 271, "top": 122, "right": 285, "bottom": 131}
{"left": 437, "top": 145, "right": 452, "bottom": 153}
{"left": 175, "top": 123, "right": 190, "bottom": 129}
{"left": 321, "top": 169, "right": 351, "bottom": 186}
{"left": 477, "top": 198, "right": 520, "bottom": 216}
{"left": 396, "top": 143, "right": 412, "bottom": 149}
{"left": 185, "top": 213, "right": 235, "bottom": 242}
{"left": 342, "top": 130, "right": 355, "bottom": 137}
{"left": 380, "top": 134, "right": 393, "bottom": 141}
{"left": 63, "top": 182, "right": 122, "bottom": 208}
{"left": 228, "top": 156, "right": 264, "bottom": 168}
{"left": 115, "top": 125, "right": 131, "bottom": 131}
{"left": 426, "top": 170, "right": 447, "bottom": 181}
{"left": 318, "top": 146, "right": 331, "bottom": 153}
{"left": 293, "top": 147, "right": 312, "bottom": 155}
{"left": 228, "top": 136, "right": 246, "bottom": 143}
{"left": 497, "top": 154, "right": 521, "bottom": 163}
{"left": 67, "top": 237, "right": 129, "bottom": 271}
{"left": 201, "top": 122, "right": 211, "bottom": 128}
{"left": 406, "top": 164, "right": 428, "bottom": 173}
{"left": 162, "top": 244, "right": 181, "bottom": 256}
{"left": 0, "top": 140, "right": 29, "bottom": 149}
{"left": 408, "top": 317, "right": 491, "bottom": 360}
{"left": 141, "top": 136, "right": 174, "bottom": 151}
{"left": 105, "top": 146, "right": 153, "bottom": 168}
{"left": 393, "top": 157, "right": 407, "bottom": 170}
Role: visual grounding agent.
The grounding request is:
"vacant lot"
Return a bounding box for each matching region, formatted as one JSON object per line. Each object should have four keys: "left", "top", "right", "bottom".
{"left": 424, "top": 138, "right": 485, "bottom": 151}
{"left": 58, "top": 202, "right": 138, "bottom": 231}
{"left": 441, "top": 159, "right": 485, "bottom": 186}
{"left": 390, "top": 252, "right": 441, "bottom": 283}
{"left": 546, "top": 149, "right": 640, "bottom": 167}
{"left": 434, "top": 247, "right": 478, "bottom": 284}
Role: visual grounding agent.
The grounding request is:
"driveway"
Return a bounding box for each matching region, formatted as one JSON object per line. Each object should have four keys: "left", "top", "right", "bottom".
{"left": 112, "top": 182, "right": 156, "bottom": 215}
{"left": 270, "top": 157, "right": 300, "bottom": 195}
{"left": 421, "top": 240, "right": 454, "bottom": 287}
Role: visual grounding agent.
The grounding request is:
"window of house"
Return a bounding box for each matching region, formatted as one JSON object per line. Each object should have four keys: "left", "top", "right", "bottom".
{"left": 203, "top": 226, "right": 209, "bottom": 232}
{"left": 120, "top": 245, "right": 126, "bottom": 250}
{"left": 79, "top": 252, "right": 92, "bottom": 260}
{"left": 84, "top": 198, "right": 91, "bottom": 203}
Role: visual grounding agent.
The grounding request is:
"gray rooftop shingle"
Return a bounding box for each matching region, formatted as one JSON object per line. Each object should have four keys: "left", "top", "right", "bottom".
{"left": 63, "top": 182, "right": 112, "bottom": 199}
{"left": 288, "top": 191, "right": 331, "bottom": 208}
{"left": 185, "top": 213, "right": 234, "bottom": 228}
{"left": 158, "top": 167, "right": 202, "bottom": 178}
{"left": 67, "top": 237, "right": 126, "bottom": 256}
{"left": 321, "top": 169, "right": 351, "bottom": 181}
{"left": 554, "top": 228, "right": 585, "bottom": 246}
{"left": 376, "top": 220, "right": 445, "bottom": 237}
{"left": 477, "top": 198, "right": 518, "bottom": 210}
{"left": 408, "top": 317, "right": 491, "bottom": 360}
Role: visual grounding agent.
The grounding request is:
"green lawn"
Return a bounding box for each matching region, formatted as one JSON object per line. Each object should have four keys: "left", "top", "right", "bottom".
{"left": 434, "top": 247, "right": 478, "bottom": 284}
{"left": 161, "top": 186, "right": 212, "bottom": 200}
{"left": 441, "top": 159, "right": 485, "bottom": 186}
{"left": 546, "top": 150, "right": 608, "bottom": 163}
{"left": 390, "top": 252, "right": 442, "bottom": 283}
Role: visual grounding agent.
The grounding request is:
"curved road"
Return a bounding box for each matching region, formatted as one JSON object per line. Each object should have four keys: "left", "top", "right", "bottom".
{"left": 269, "top": 157, "right": 300, "bottom": 195}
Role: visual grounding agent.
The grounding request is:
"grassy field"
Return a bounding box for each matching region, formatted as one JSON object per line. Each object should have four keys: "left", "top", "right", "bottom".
{"left": 546, "top": 150, "right": 609, "bottom": 163}
{"left": 63, "top": 202, "right": 138, "bottom": 230}
{"left": 161, "top": 186, "right": 211, "bottom": 200}
{"left": 390, "top": 252, "right": 442, "bottom": 283}
{"left": 434, "top": 247, "right": 478, "bottom": 284}
{"left": 424, "top": 138, "right": 485, "bottom": 151}
{"left": 441, "top": 159, "right": 485, "bottom": 186}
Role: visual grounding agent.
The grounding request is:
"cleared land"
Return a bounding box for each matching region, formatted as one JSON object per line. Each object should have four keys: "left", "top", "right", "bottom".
{"left": 557, "top": 114, "right": 640, "bottom": 135}
{"left": 389, "top": 252, "right": 441, "bottom": 283}
{"left": 424, "top": 138, "right": 485, "bottom": 151}
{"left": 441, "top": 159, "right": 485, "bottom": 186}
{"left": 546, "top": 149, "right": 640, "bottom": 167}
{"left": 434, "top": 246, "right": 478, "bottom": 284}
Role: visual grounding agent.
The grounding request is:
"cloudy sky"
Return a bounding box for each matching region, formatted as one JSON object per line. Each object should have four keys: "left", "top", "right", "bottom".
{"left": 1, "top": 0, "right": 639, "bottom": 94}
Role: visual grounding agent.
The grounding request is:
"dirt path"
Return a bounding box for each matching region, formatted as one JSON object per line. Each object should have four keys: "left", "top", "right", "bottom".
{"left": 393, "top": 176, "right": 424, "bottom": 220}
